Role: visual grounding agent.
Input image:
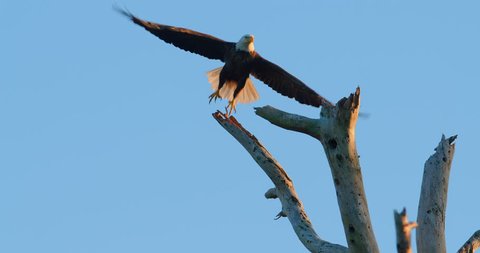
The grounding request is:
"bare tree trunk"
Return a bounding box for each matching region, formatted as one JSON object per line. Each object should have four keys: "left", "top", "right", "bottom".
{"left": 255, "top": 88, "right": 379, "bottom": 253}
{"left": 416, "top": 134, "right": 456, "bottom": 253}
{"left": 209, "top": 87, "right": 470, "bottom": 253}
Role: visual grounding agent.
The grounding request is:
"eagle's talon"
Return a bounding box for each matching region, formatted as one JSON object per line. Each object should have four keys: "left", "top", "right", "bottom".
{"left": 208, "top": 91, "right": 221, "bottom": 104}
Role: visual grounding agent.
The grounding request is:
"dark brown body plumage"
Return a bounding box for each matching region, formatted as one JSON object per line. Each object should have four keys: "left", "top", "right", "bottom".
{"left": 220, "top": 50, "right": 255, "bottom": 99}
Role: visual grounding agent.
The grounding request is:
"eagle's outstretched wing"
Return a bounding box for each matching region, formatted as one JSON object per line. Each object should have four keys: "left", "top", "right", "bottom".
{"left": 251, "top": 54, "right": 332, "bottom": 107}
{"left": 115, "top": 7, "right": 235, "bottom": 61}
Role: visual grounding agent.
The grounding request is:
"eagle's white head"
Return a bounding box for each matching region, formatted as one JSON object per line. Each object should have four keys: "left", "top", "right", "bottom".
{"left": 236, "top": 34, "right": 255, "bottom": 53}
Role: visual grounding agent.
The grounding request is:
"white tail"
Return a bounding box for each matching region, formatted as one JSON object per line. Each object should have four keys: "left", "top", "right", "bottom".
{"left": 206, "top": 67, "right": 259, "bottom": 104}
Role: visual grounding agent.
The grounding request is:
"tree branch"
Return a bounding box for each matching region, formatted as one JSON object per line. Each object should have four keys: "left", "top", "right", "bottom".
{"left": 255, "top": 88, "right": 379, "bottom": 253}
{"left": 254, "top": 106, "right": 322, "bottom": 140}
{"left": 394, "top": 208, "right": 417, "bottom": 253}
{"left": 212, "top": 112, "right": 347, "bottom": 253}
{"left": 458, "top": 230, "right": 480, "bottom": 253}
{"left": 416, "top": 134, "right": 457, "bottom": 253}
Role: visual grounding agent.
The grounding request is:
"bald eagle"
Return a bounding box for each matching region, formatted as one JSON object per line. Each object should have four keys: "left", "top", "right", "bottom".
{"left": 116, "top": 8, "right": 332, "bottom": 115}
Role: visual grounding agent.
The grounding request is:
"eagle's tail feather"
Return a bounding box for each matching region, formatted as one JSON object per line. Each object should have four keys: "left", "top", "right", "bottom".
{"left": 207, "top": 67, "right": 222, "bottom": 91}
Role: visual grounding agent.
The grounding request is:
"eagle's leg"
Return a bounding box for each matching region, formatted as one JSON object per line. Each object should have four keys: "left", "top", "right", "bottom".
{"left": 225, "top": 83, "right": 244, "bottom": 116}
{"left": 225, "top": 99, "right": 237, "bottom": 117}
{"left": 208, "top": 90, "right": 221, "bottom": 103}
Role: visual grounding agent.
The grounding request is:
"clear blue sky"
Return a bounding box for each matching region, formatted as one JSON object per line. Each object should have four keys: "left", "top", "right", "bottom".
{"left": 1, "top": 0, "right": 479, "bottom": 252}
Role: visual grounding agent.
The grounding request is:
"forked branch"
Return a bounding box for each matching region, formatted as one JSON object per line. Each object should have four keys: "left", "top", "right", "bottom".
{"left": 256, "top": 88, "right": 379, "bottom": 253}
{"left": 212, "top": 112, "right": 347, "bottom": 253}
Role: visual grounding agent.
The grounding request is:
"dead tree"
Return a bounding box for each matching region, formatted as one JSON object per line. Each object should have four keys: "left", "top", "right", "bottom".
{"left": 212, "top": 88, "right": 476, "bottom": 252}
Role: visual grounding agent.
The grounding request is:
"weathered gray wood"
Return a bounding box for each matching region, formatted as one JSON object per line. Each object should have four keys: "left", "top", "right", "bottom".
{"left": 213, "top": 112, "right": 348, "bottom": 253}
{"left": 394, "top": 208, "right": 417, "bottom": 253}
{"left": 458, "top": 230, "right": 480, "bottom": 253}
{"left": 255, "top": 88, "right": 379, "bottom": 253}
{"left": 416, "top": 134, "right": 457, "bottom": 253}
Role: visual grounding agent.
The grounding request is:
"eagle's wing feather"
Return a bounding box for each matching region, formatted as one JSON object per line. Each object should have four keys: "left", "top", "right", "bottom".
{"left": 251, "top": 54, "right": 332, "bottom": 107}
{"left": 116, "top": 8, "right": 234, "bottom": 61}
